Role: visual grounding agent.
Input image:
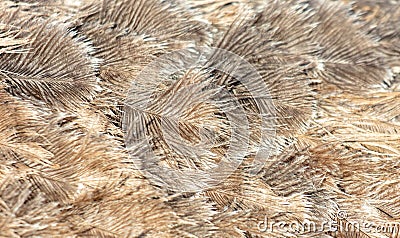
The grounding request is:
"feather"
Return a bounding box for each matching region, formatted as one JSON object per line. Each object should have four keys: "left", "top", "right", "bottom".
{"left": 344, "top": 0, "right": 400, "bottom": 68}
{"left": 84, "top": 27, "right": 166, "bottom": 125}
{"left": 0, "top": 84, "right": 52, "bottom": 168}
{"left": 0, "top": 23, "right": 29, "bottom": 54}
{"left": 73, "top": 0, "right": 210, "bottom": 125}
{"left": 306, "top": 0, "right": 392, "bottom": 90}
{"left": 214, "top": 10, "right": 317, "bottom": 144}
{"left": 0, "top": 0, "right": 399, "bottom": 237}
{"left": 179, "top": 0, "right": 263, "bottom": 36}
{"left": 0, "top": 10, "right": 99, "bottom": 108}
{"left": 77, "top": 0, "right": 211, "bottom": 46}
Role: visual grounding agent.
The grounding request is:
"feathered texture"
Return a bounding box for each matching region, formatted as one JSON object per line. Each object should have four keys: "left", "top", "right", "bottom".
{"left": 0, "top": 0, "right": 93, "bottom": 21}
{"left": 344, "top": 0, "right": 400, "bottom": 68}
{"left": 0, "top": 86, "right": 72, "bottom": 236}
{"left": 0, "top": 24, "right": 29, "bottom": 54}
{"left": 0, "top": 89, "right": 212, "bottom": 237}
{"left": 77, "top": 0, "right": 211, "bottom": 46}
{"left": 0, "top": 0, "right": 400, "bottom": 237}
{"left": 70, "top": 0, "right": 211, "bottom": 126}
{"left": 0, "top": 10, "right": 99, "bottom": 109}
{"left": 86, "top": 30, "right": 165, "bottom": 125}
{"left": 292, "top": 82, "right": 400, "bottom": 237}
{"left": 213, "top": 7, "right": 317, "bottom": 147}
{"left": 305, "top": 0, "right": 392, "bottom": 91}
{"left": 0, "top": 83, "right": 56, "bottom": 170}
{"left": 179, "top": 0, "right": 263, "bottom": 37}
{"left": 203, "top": 168, "right": 319, "bottom": 237}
